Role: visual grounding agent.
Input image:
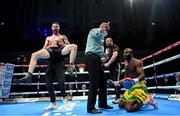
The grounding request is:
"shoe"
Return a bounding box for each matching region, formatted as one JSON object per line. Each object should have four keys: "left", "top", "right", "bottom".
{"left": 112, "top": 98, "right": 121, "bottom": 104}
{"left": 62, "top": 99, "right": 70, "bottom": 107}
{"left": 144, "top": 95, "right": 158, "bottom": 109}
{"left": 87, "top": 109, "right": 102, "bottom": 114}
{"left": 58, "top": 100, "right": 75, "bottom": 110}
{"left": 66, "top": 64, "right": 77, "bottom": 77}
{"left": 99, "top": 105, "right": 113, "bottom": 109}
{"left": 44, "top": 103, "right": 58, "bottom": 111}
{"left": 13, "top": 72, "right": 32, "bottom": 83}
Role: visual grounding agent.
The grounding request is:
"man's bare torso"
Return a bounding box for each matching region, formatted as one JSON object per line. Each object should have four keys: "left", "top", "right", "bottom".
{"left": 46, "top": 34, "right": 67, "bottom": 49}
{"left": 125, "top": 58, "right": 140, "bottom": 78}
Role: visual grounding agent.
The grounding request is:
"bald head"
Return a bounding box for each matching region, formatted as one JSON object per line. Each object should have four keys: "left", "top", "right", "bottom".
{"left": 105, "top": 37, "right": 113, "bottom": 47}
{"left": 123, "top": 48, "right": 133, "bottom": 60}
{"left": 124, "top": 48, "right": 133, "bottom": 53}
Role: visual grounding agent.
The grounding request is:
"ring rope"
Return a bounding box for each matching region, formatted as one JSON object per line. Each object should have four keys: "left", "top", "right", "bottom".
{"left": 13, "top": 41, "right": 180, "bottom": 68}
{"left": 15, "top": 64, "right": 69, "bottom": 68}
{"left": 141, "top": 41, "right": 180, "bottom": 61}
{"left": 11, "top": 81, "right": 90, "bottom": 86}
{"left": 10, "top": 42, "right": 180, "bottom": 97}
{"left": 120, "top": 54, "right": 180, "bottom": 73}
{"left": 9, "top": 85, "right": 180, "bottom": 96}
{"left": 12, "top": 54, "right": 179, "bottom": 84}
{"left": 148, "top": 85, "right": 180, "bottom": 90}
{"left": 12, "top": 72, "right": 179, "bottom": 86}
{"left": 13, "top": 54, "right": 179, "bottom": 76}
{"left": 13, "top": 70, "right": 110, "bottom": 76}
{"left": 9, "top": 88, "right": 114, "bottom": 96}
{"left": 145, "top": 72, "right": 180, "bottom": 80}
{"left": 143, "top": 54, "right": 180, "bottom": 70}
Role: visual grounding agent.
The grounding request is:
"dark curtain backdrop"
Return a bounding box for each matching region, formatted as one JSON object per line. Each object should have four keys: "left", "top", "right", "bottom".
{"left": 0, "top": 0, "right": 180, "bottom": 51}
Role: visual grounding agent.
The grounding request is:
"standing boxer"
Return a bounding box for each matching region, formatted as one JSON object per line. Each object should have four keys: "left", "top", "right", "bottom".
{"left": 13, "top": 21, "right": 77, "bottom": 83}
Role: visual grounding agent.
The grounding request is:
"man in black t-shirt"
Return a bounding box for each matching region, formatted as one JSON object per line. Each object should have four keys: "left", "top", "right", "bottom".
{"left": 103, "top": 37, "right": 121, "bottom": 104}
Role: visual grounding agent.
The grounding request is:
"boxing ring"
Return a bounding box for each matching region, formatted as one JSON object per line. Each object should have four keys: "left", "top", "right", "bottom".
{"left": 0, "top": 41, "right": 179, "bottom": 116}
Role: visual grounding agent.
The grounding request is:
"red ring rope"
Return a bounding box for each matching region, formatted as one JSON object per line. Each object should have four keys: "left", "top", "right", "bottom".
{"left": 14, "top": 41, "right": 180, "bottom": 68}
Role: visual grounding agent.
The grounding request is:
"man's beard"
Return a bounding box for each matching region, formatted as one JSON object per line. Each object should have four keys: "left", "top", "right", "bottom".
{"left": 53, "top": 30, "right": 59, "bottom": 34}
{"left": 124, "top": 55, "right": 132, "bottom": 60}
{"left": 106, "top": 44, "right": 111, "bottom": 48}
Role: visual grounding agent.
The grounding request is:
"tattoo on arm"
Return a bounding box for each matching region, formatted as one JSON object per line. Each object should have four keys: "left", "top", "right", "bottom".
{"left": 63, "top": 35, "right": 70, "bottom": 44}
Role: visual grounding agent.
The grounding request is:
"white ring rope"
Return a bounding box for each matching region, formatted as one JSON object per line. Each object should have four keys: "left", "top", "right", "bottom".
{"left": 11, "top": 72, "right": 180, "bottom": 86}
{"left": 11, "top": 81, "right": 90, "bottom": 86}
{"left": 143, "top": 54, "right": 180, "bottom": 70}
{"left": 11, "top": 53, "right": 180, "bottom": 97}
{"left": 10, "top": 70, "right": 180, "bottom": 96}
{"left": 119, "top": 54, "right": 180, "bottom": 72}
{"left": 148, "top": 85, "right": 180, "bottom": 90}
{"left": 13, "top": 70, "right": 110, "bottom": 76}
{"left": 145, "top": 72, "right": 180, "bottom": 80}
{"left": 13, "top": 54, "right": 179, "bottom": 76}
{"left": 9, "top": 89, "right": 114, "bottom": 96}
{"left": 9, "top": 85, "right": 180, "bottom": 96}
{"left": 119, "top": 54, "right": 180, "bottom": 73}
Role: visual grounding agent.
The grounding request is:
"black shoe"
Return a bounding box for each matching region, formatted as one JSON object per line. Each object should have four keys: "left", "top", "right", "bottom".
{"left": 66, "top": 64, "right": 77, "bottom": 77}
{"left": 99, "top": 105, "right": 113, "bottom": 109}
{"left": 13, "top": 72, "right": 32, "bottom": 83}
{"left": 87, "top": 109, "right": 102, "bottom": 114}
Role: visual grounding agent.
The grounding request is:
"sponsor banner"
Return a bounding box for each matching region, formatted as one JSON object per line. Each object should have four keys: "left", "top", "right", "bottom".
{"left": 168, "top": 94, "right": 180, "bottom": 101}
{"left": 154, "top": 94, "right": 170, "bottom": 100}
{"left": 5, "top": 72, "right": 13, "bottom": 78}
{"left": 5, "top": 64, "right": 14, "bottom": 73}
{"left": 1, "top": 89, "right": 10, "bottom": 98}
{"left": 154, "top": 93, "right": 180, "bottom": 101}
{"left": 0, "top": 73, "right": 5, "bottom": 78}
{"left": 3, "top": 80, "right": 11, "bottom": 88}
{"left": 0, "top": 63, "right": 14, "bottom": 98}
